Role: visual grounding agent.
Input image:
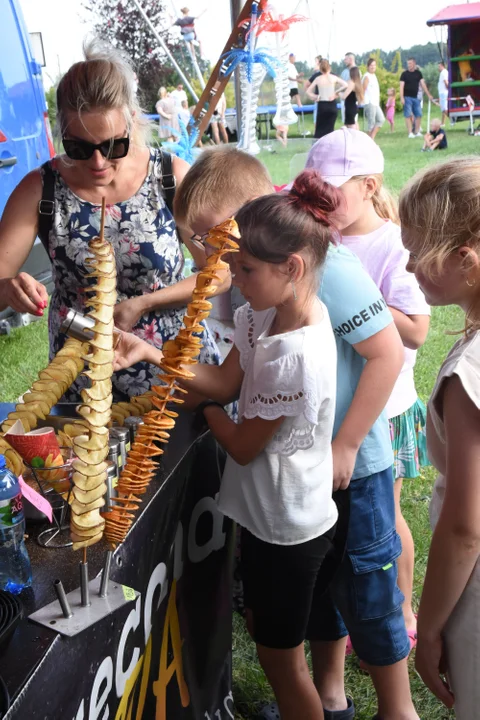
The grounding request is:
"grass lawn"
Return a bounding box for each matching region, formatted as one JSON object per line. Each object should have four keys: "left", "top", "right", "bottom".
{"left": 0, "top": 109, "right": 475, "bottom": 718}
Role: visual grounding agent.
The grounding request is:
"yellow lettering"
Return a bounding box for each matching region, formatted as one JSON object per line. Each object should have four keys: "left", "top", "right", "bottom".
{"left": 153, "top": 579, "right": 190, "bottom": 720}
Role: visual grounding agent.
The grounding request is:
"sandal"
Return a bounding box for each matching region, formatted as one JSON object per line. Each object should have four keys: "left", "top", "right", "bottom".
{"left": 257, "top": 698, "right": 355, "bottom": 720}
{"left": 324, "top": 697, "right": 356, "bottom": 719}
{"left": 257, "top": 702, "right": 280, "bottom": 719}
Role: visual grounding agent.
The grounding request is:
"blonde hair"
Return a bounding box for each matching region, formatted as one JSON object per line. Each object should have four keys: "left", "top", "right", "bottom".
{"left": 174, "top": 146, "right": 274, "bottom": 228}
{"left": 399, "top": 157, "right": 480, "bottom": 330}
{"left": 350, "top": 67, "right": 364, "bottom": 103}
{"left": 352, "top": 174, "right": 399, "bottom": 224}
{"left": 56, "top": 39, "right": 151, "bottom": 147}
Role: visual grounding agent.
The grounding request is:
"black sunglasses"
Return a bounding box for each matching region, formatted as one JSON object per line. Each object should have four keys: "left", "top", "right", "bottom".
{"left": 62, "top": 137, "right": 130, "bottom": 161}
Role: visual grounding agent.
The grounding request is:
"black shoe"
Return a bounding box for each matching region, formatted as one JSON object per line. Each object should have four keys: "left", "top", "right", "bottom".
{"left": 324, "top": 697, "right": 356, "bottom": 719}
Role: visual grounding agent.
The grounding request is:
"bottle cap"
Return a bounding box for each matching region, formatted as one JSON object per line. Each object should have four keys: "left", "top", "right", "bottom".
{"left": 0, "top": 454, "right": 5, "bottom": 470}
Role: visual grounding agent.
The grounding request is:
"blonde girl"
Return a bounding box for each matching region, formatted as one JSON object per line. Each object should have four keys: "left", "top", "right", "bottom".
{"left": 386, "top": 87, "right": 396, "bottom": 131}
{"left": 400, "top": 157, "right": 480, "bottom": 719}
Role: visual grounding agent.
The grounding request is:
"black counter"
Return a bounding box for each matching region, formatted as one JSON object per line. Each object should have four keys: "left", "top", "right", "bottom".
{"left": 0, "top": 403, "right": 233, "bottom": 720}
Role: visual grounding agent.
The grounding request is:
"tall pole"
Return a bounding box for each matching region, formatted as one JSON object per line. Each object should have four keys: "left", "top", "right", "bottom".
{"left": 130, "top": 0, "right": 199, "bottom": 102}
{"left": 230, "top": 0, "right": 245, "bottom": 136}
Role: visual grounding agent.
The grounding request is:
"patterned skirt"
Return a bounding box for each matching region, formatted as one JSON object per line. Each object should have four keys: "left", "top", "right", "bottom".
{"left": 389, "top": 398, "right": 430, "bottom": 480}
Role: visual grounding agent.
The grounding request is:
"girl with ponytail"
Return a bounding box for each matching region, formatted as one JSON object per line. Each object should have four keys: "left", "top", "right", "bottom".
{"left": 114, "top": 170, "right": 342, "bottom": 719}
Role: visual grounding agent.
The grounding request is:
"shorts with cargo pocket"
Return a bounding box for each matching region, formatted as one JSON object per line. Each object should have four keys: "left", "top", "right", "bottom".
{"left": 307, "top": 467, "right": 411, "bottom": 666}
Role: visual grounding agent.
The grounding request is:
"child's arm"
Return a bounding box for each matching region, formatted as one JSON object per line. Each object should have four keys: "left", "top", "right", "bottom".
{"left": 332, "top": 322, "right": 404, "bottom": 489}
{"left": 416, "top": 375, "right": 480, "bottom": 707}
{"left": 387, "top": 307, "right": 430, "bottom": 349}
{"left": 202, "top": 407, "right": 285, "bottom": 466}
{"left": 113, "top": 332, "right": 244, "bottom": 405}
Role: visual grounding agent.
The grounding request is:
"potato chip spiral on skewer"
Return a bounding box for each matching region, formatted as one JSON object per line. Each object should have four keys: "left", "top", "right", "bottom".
{"left": 102, "top": 218, "right": 240, "bottom": 547}
{"left": 70, "top": 226, "right": 117, "bottom": 551}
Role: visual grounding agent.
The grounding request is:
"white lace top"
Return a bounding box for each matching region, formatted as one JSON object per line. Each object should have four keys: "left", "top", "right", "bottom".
{"left": 217, "top": 303, "right": 338, "bottom": 545}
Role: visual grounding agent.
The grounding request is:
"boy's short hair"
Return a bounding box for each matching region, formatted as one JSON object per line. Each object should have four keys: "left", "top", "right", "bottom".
{"left": 174, "top": 146, "right": 274, "bottom": 228}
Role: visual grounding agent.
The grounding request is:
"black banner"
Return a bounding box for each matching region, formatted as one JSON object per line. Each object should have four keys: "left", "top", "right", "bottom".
{"left": 5, "top": 432, "right": 234, "bottom": 720}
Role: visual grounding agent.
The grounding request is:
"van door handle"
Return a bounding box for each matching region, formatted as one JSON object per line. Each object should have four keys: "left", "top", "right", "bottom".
{"left": 0, "top": 157, "right": 17, "bottom": 168}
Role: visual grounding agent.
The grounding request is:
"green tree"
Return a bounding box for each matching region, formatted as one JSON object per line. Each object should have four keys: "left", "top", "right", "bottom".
{"left": 83, "top": 0, "right": 199, "bottom": 111}
{"left": 45, "top": 86, "right": 56, "bottom": 132}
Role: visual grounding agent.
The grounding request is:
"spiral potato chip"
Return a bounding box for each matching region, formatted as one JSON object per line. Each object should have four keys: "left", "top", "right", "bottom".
{"left": 70, "top": 230, "right": 117, "bottom": 552}
{"left": 103, "top": 218, "right": 239, "bottom": 548}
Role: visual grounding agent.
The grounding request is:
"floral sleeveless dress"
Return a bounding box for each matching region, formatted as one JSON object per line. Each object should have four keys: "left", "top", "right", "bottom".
{"left": 42, "top": 149, "right": 220, "bottom": 402}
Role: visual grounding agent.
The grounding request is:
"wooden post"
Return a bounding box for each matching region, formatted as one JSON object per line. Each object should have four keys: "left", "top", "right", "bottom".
{"left": 191, "top": 0, "right": 254, "bottom": 139}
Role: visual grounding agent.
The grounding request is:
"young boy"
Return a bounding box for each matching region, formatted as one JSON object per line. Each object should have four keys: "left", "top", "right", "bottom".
{"left": 422, "top": 118, "right": 447, "bottom": 151}
{"left": 173, "top": 147, "right": 418, "bottom": 720}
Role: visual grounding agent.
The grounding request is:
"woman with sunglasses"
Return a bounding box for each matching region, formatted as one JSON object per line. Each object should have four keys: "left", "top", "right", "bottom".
{"left": 0, "top": 41, "right": 224, "bottom": 401}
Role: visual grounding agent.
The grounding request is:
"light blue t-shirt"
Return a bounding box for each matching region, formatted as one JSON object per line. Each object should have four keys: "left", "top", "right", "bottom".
{"left": 231, "top": 244, "right": 393, "bottom": 480}
{"left": 319, "top": 244, "right": 393, "bottom": 479}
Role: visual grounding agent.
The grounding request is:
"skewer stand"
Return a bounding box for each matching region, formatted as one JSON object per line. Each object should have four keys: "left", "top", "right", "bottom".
{"left": 29, "top": 551, "right": 137, "bottom": 637}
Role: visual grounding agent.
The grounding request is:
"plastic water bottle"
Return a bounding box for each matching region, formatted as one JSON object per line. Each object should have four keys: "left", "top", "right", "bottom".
{"left": 0, "top": 454, "right": 32, "bottom": 594}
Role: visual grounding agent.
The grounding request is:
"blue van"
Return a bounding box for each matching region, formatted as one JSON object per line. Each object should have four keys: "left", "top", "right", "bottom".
{"left": 0, "top": 0, "right": 54, "bottom": 332}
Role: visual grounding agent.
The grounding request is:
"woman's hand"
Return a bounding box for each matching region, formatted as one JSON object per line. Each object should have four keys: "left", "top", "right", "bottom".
{"left": 415, "top": 631, "right": 454, "bottom": 709}
{"left": 114, "top": 297, "right": 146, "bottom": 332}
{"left": 0, "top": 273, "right": 48, "bottom": 315}
{"left": 113, "top": 330, "right": 155, "bottom": 371}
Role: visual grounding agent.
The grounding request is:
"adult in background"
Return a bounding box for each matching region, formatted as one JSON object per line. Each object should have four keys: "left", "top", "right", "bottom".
{"left": 156, "top": 86, "right": 180, "bottom": 142}
{"left": 0, "top": 42, "right": 224, "bottom": 402}
{"left": 305, "top": 55, "right": 322, "bottom": 125}
{"left": 340, "top": 52, "right": 356, "bottom": 122}
{"left": 400, "top": 57, "right": 434, "bottom": 138}
{"left": 362, "top": 58, "right": 385, "bottom": 140}
{"left": 170, "top": 82, "right": 188, "bottom": 112}
{"left": 342, "top": 67, "right": 364, "bottom": 129}
{"left": 211, "top": 93, "right": 229, "bottom": 145}
{"left": 306, "top": 58, "right": 347, "bottom": 139}
{"left": 288, "top": 53, "right": 303, "bottom": 107}
{"left": 438, "top": 60, "right": 449, "bottom": 125}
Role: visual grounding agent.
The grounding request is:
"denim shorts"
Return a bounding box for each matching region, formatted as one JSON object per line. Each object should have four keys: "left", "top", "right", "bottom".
{"left": 404, "top": 96, "right": 422, "bottom": 118}
{"left": 307, "top": 467, "right": 411, "bottom": 666}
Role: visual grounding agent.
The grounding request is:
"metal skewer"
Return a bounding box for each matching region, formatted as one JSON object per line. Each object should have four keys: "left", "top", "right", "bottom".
{"left": 80, "top": 548, "right": 90, "bottom": 607}
{"left": 99, "top": 550, "right": 113, "bottom": 598}
{"left": 54, "top": 579, "right": 73, "bottom": 618}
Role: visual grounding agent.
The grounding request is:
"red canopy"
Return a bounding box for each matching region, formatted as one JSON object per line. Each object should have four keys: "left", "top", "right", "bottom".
{"left": 427, "top": 2, "right": 480, "bottom": 25}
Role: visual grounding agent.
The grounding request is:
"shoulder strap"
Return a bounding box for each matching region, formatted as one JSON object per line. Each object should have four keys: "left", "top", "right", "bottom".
{"left": 38, "top": 161, "right": 55, "bottom": 252}
{"left": 159, "top": 150, "right": 176, "bottom": 216}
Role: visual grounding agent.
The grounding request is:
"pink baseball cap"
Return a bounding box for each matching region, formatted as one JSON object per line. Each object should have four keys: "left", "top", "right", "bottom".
{"left": 305, "top": 128, "right": 384, "bottom": 187}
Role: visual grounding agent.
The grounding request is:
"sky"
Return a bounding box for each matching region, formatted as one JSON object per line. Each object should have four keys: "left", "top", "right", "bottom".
{"left": 20, "top": 0, "right": 450, "bottom": 87}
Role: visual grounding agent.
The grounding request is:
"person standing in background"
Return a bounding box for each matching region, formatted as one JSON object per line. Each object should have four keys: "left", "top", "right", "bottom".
{"left": 170, "top": 82, "right": 188, "bottom": 111}
{"left": 362, "top": 58, "right": 385, "bottom": 140}
{"left": 306, "top": 59, "right": 347, "bottom": 139}
{"left": 156, "top": 86, "right": 180, "bottom": 142}
{"left": 178, "top": 99, "right": 190, "bottom": 127}
{"left": 438, "top": 61, "right": 449, "bottom": 126}
{"left": 305, "top": 56, "right": 322, "bottom": 126}
{"left": 342, "top": 66, "right": 364, "bottom": 129}
{"left": 400, "top": 57, "right": 434, "bottom": 138}
{"left": 288, "top": 53, "right": 303, "bottom": 107}
{"left": 340, "top": 53, "right": 356, "bottom": 122}
{"left": 211, "top": 93, "right": 229, "bottom": 145}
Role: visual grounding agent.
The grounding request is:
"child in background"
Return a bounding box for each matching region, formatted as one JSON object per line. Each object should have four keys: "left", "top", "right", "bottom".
{"left": 173, "top": 146, "right": 417, "bottom": 720}
{"left": 178, "top": 99, "right": 190, "bottom": 128}
{"left": 400, "top": 157, "right": 480, "bottom": 720}
{"left": 386, "top": 87, "right": 396, "bottom": 132}
{"left": 275, "top": 123, "right": 288, "bottom": 147}
{"left": 306, "top": 127, "right": 430, "bottom": 667}
{"left": 115, "top": 171, "right": 341, "bottom": 720}
{"left": 422, "top": 118, "right": 447, "bottom": 152}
